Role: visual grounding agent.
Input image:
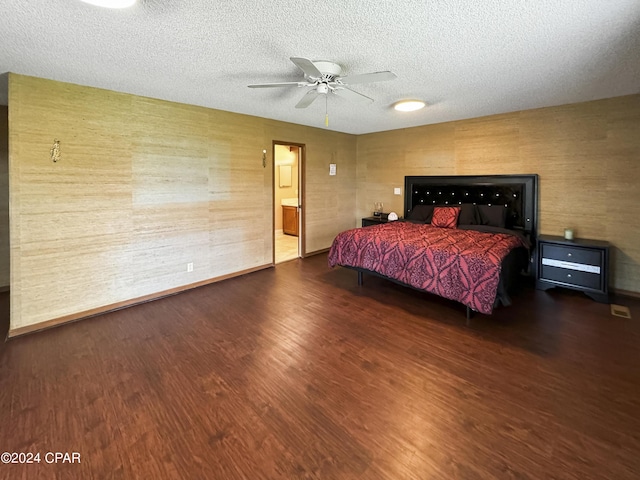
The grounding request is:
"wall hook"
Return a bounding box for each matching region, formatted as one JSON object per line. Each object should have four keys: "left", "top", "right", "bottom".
{"left": 50, "top": 139, "right": 61, "bottom": 163}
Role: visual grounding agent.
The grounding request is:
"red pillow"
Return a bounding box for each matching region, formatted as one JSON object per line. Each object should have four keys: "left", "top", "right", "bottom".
{"left": 431, "top": 206, "right": 461, "bottom": 228}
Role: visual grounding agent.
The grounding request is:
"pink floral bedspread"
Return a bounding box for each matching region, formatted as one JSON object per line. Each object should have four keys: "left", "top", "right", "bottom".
{"left": 328, "top": 222, "right": 525, "bottom": 314}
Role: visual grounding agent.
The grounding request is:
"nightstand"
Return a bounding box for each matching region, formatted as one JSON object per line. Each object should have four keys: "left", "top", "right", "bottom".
{"left": 361, "top": 216, "right": 402, "bottom": 227}
{"left": 536, "top": 235, "right": 610, "bottom": 303}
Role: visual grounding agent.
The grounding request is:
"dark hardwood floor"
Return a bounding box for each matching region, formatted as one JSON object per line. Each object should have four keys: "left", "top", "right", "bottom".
{"left": 1, "top": 254, "right": 639, "bottom": 479}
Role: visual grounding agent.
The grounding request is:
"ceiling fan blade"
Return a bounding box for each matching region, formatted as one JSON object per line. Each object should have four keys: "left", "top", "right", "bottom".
{"left": 248, "top": 82, "right": 308, "bottom": 88}
{"left": 295, "top": 89, "right": 319, "bottom": 108}
{"left": 290, "top": 57, "right": 323, "bottom": 79}
{"left": 338, "top": 71, "right": 397, "bottom": 85}
{"left": 333, "top": 87, "right": 373, "bottom": 104}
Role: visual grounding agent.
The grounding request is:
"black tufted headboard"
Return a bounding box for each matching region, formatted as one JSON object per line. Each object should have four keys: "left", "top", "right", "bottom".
{"left": 404, "top": 175, "right": 539, "bottom": 239}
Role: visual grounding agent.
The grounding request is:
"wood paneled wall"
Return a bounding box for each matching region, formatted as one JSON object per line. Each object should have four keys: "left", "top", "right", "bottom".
{"left": 356, "top": 95, "right": 640, "bottom": 293}
{"left": 8, "top": 74, "right": 356, "bottom": 332}
{"left": 9, "top": 73, "right": 638, "bottom": 333}
{"left": 0, "top": 106, "right": 8, "bottom": 289}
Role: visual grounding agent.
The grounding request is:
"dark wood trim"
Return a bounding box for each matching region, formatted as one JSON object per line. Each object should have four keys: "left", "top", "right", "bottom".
{"left": 611, "top": 288, "right": 640, "bottom": 299}
{"left": 7, "top": 264, "right": 273, "bottom": 338}
{"left": 304, "top": 247, "right": 330, "bottom": 257}
{"left": 0, "top": 285, "right": 8, "bottom": 293}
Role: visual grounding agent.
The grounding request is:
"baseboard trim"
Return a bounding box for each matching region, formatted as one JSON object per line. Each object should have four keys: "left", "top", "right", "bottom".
{"left": 8, "top": 264, "right": 273, "bottom": 338}
{"left": 611, "top": 288, "right": 640, "bottom": 299}
{"left": 304, "top": 247, "right": 330, "bottom": 257}
{"left": 0, "top": 286, "right": 8, "bottom": 293}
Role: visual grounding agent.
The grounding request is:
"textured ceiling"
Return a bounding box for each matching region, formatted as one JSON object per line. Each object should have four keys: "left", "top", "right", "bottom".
{"left": 1, "top": 0, "right": 639, "bottom": 134}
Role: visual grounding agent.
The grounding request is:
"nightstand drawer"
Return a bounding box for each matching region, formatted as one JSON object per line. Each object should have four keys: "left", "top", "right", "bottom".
{"left": 541, "top": 265, "right": 601, "bottom": 290}
{"left": 541, "top": 244, "right": 602, "bottom": 266}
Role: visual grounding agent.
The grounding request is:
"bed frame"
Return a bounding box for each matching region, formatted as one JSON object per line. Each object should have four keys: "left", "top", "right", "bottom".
{"left": 357, "top": 174, "right": 539, "bottom": 322}
{"left": 404, "top": 174, "right": 538, "bottom": 243}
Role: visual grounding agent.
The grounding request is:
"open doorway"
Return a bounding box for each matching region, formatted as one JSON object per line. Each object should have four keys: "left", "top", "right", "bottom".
{"left": 273, "top": 142, "right": 304, "bottom": 264}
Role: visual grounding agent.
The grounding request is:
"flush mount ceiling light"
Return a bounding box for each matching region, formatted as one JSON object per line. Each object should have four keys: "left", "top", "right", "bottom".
{"left": 80, "top": 0, "right": 136, "bottom": 8}
{"left": 394, "top": 100, "right": 426, "bottom": 112}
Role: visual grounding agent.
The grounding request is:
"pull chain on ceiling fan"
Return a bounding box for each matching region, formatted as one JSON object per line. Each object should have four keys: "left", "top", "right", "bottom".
{"left": 248, "top": 57, "right": 397, "bottom": 124}
{"left": 325, "top": 94, "right": 329, "bottom": 127}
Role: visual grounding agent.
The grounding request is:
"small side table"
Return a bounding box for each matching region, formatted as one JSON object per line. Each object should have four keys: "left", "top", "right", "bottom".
{"left": 361, "top": 217, "right": 402, "bottom": 227}
{"left": 536, "top": 234, "right": 610, "bottom": 303}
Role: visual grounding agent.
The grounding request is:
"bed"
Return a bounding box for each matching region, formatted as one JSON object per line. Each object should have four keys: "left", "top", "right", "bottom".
{"left": 328, "top": 175, "right": 538, "bottom": 321}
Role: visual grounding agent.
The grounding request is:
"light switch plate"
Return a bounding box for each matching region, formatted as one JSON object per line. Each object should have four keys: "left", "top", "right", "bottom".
{"left": 394, "top": 187, "right": 401, "bottom": 195}
{"left": 329, "top": 163, "right": 336, "bottom": 176}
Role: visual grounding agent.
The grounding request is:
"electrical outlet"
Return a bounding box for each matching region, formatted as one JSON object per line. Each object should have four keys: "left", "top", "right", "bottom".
{"left": 394, "top": 187, "right": 401, "bottom": 195}
{"left": 187, "top": 262, "right": 193, "bottom": 272}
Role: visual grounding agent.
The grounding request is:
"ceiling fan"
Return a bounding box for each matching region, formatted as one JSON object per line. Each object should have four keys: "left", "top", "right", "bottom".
{"left": 248, "top": 57, "right": 397, "bottom": 109}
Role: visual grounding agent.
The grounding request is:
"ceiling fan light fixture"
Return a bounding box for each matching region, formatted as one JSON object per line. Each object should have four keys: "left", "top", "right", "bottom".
{"left": 394, "top": 100, "right": 426, "bottom": 112}
{"left": 79, "top": 0, "right": 137, "bottom": 8}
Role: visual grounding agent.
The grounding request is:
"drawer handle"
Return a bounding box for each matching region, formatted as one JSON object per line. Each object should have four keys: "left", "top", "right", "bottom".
{"left": 567, "top": 253, "right": 572, "bottom": 257}
{"left": 567, "top": 274, "right": 572, "bottom": 278}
